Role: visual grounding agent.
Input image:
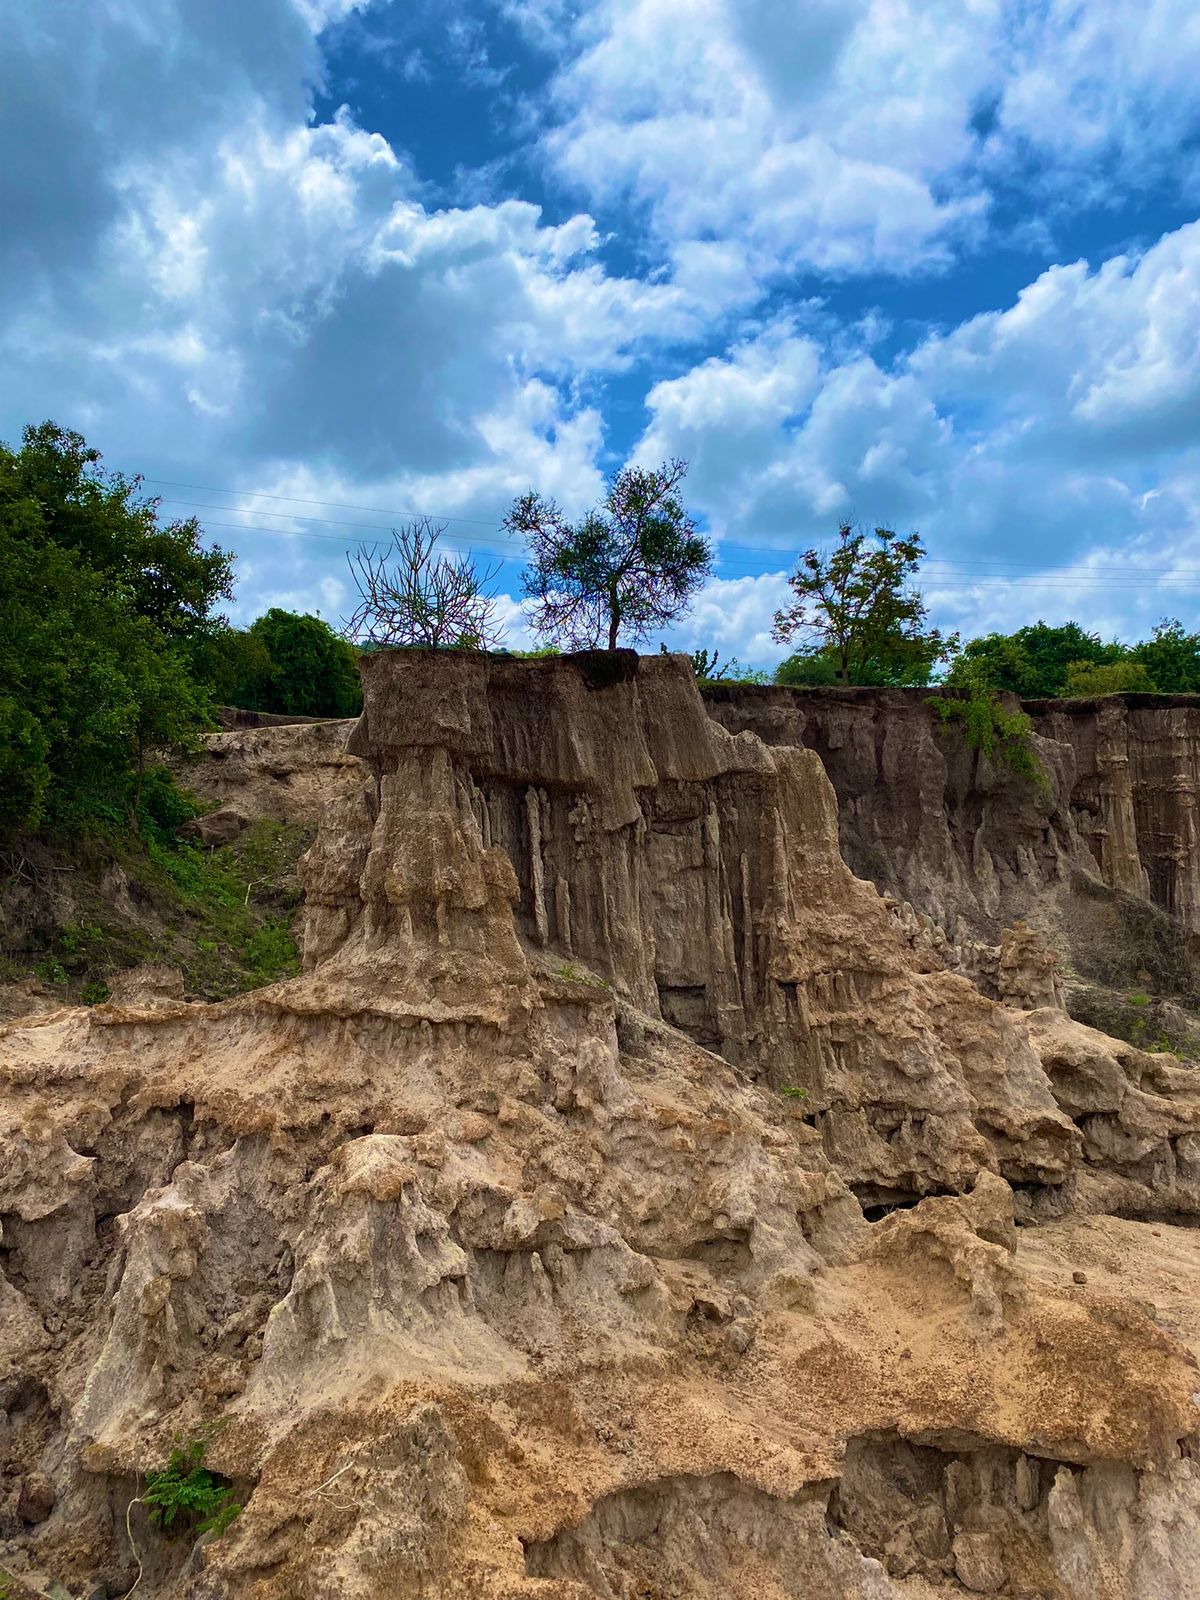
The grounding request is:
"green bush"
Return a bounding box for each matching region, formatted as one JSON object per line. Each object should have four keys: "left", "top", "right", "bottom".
{"left": 241, "top": 920, "right": 300, "bottom": 984}
{"left": 1063, "top": 659, "right": 1154, "bottom": 696}
{"left": 930, "top": 690, "right": 1046, "bottom": 788}
{"left": 137, "top": 767, "right": 202, "bottom": 845}
{"left": 143, "top": 1434, "right": 240, "bottom": 1539}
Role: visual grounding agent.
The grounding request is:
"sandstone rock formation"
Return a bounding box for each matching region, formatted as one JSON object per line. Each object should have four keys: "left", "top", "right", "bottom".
{"left": 706, "top": 684, "right": 1200, "bottom": 1019}
{"left": 0, "top": 653, "right": 1198, "bottom": 1599}
{"left": 175, "top": 718, "right": 365, "bottom": 828}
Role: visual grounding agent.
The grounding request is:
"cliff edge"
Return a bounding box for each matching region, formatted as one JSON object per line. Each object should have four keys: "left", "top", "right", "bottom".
{"left": 0, "top": 654, "right": 1197, "bottom": 1599}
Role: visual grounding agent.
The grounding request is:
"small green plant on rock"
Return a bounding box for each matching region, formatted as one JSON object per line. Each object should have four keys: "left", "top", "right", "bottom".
{"left": 143, "top": 1433, "right": 241, "bottom": 1539}
{"left": 555, "top": 960, "right": 611, "bottom": 989}
{"left": 780, "top": 1085, "right": 808, "bottom": 1100}
{"left": 929, "top": 689, "right": 1046, "bottom": 788}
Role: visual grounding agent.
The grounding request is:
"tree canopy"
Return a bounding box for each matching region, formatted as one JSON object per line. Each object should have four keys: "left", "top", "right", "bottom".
{"left": 239, "top": 611, "right": 362, "bottom": 718}
{"left": 507, "top": 458, "right": 711, "bottom": 650}
{"left": 944, "top": 621, "right": 1121, "bottom": 697}
{"left": 944, "top": 619, "right": 1200, "bottom": 698}
{"left": 0, "top": 423, "right": 220, "bottom": 835}
{"left": 772, "top": 524, "right": 955, "bottom": 686}
{"left": 5, "top": 421, "right": 233, "bottom": 640}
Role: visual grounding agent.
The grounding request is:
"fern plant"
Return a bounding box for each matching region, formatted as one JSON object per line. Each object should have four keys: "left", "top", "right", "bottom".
{"left": 143, "top": 1435, "right": 241, "bottom": 1538}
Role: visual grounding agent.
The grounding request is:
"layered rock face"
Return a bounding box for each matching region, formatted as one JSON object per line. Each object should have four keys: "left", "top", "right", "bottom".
{"left": 706, "top": 685, "right": 1200, "bottom": 1002}
{"left": 175, "top": 717, "right": 366, "bottom": 827}
{"left": 0, "top": 654, "right": 1198, "bottom": 1600}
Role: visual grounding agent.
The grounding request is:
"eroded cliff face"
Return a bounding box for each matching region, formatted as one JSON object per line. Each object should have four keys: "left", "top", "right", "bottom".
{"left": 706, "top": 685, "right": 1200, "bottom": 1010}
{"left": 0, "top": 654, "right": 1198, "bottom": 1600}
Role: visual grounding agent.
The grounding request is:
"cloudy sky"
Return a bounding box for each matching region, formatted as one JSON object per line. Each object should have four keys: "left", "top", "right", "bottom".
{"left": 5, "top": 0, "right": 1200, "bottom": 666}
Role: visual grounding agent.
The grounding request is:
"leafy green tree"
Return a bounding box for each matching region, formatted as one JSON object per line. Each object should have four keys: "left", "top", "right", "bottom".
{"left": 772, "top": 524, "right": 955, "bottom": 685}
{"left": 1129, "top": 619, "right": 1200, "bottom": 693}
{"left": 0, "top": 527, "right": 209, "bottom": 835}
{"left": 2, "top": 421, "right": 233, "bottom": 638}
{"left": 774, "top": 649, "right": 840, "bottom": 687}
{"left": 0, "top": 426, "right": 217, "bottom": 837}
{"left": 947, "top": 622, "right": 1121, "bottom": 698}
{"left": 189, "top": 623, "right": 275, "bottom": 709}
{"left": 1063, "top": 659, "right": 1154, "bottom": 696}
{"left": 507, "top": 458, "right": 712, "bottom": 650}
{"left": 247, "top": 610, "right": 362, "bottom": 717}
{"left": 775, "top": 633, "right": 947, "bottom": 687}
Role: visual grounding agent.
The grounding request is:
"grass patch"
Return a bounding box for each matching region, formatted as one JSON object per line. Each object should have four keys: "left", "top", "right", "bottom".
{"left": 1, "top": 774, "right": 311, "bottom": 1008}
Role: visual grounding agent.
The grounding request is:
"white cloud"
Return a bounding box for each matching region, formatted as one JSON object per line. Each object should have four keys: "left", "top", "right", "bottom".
{"left": 533, "top": 0, "right": 1200, "bottom": 286}
{"left": 635, "top": 217, "right": 1200, "bottom": 654}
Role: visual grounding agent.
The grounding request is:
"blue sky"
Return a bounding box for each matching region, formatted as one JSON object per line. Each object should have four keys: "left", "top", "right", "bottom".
{"left": 5, "top": 0, "right": 1200, "bottom": 667}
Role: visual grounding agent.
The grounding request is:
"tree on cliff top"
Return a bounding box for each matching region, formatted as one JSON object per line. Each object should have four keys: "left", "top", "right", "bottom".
{"left": 345, "top": 517, "right": 504, "bottom": 651}
{"left": 247, "top": 610, "right": 363, "bottom": 716}
{"left": 506, "top": 458, "right": 711, "bottom": 651}
{"left": 772, "top": 524, "right": 955, "bottom": 686}
{"left": 945, "top": 621, "right": 1120, "bottom": 698}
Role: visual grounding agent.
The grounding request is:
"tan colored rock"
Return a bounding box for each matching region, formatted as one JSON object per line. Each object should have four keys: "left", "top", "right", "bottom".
{"left": 0, "top": 654, "right": 1196, "bottom": 1599}
{"left": 173, "top": 717, "right": 366, "bottom": 826}
{"left": 953, "top": 1530, "right": 1005, "bottom": 1592}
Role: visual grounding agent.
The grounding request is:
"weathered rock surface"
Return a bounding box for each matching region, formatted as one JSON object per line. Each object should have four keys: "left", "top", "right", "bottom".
{"left": 0, "top": 653, "right": 1197, "bottom": 1599}
{"left": 175, "top": 717, "right": 365, "bottom": 827}
{"left": 706, "top": 684, "right": 1200, "bottom": 1016}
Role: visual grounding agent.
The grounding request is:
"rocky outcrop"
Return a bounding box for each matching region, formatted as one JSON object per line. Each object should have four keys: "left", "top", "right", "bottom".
{"left": 1030, "top": 694, "right": 1200, "bottom": 932}
{"left": 304, "top": 650, "right": 1085, "bottom": 1206}
{"left": 0, "top": 653, "right": 1198, "bottom": 1600}
{"left": 705, "top": 685, "right": 1200, "bottom": 1009}
{"left": 175, "top": 717, "right": 365, "bottom": 827}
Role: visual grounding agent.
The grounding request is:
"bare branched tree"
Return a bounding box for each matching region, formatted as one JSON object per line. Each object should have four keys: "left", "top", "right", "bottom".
{"left": 344, "top": 517, "right": 505, "bottom": 650}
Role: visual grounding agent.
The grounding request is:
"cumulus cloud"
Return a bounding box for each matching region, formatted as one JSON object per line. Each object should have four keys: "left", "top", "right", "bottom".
{"left": 533, "top": 0, "right": 1200, "bottom": 285}
{"left": 632, "top": 217, "right": 1200, "bottom": 659}
{"left": 4, "top": 0, "right": 1200, "bottom": 657}
{"left": 0, "top": 0, "right": 730, "bottom": 621}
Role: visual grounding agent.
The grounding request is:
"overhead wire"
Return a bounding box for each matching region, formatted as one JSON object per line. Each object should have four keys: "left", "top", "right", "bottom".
{"left": 146, "top": 478, "right": 1200, "bottom": 591}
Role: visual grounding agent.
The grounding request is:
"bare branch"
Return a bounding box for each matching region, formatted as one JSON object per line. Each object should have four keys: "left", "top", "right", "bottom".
{"left": 343, "top": 517, "right": 505, "bottom": 651}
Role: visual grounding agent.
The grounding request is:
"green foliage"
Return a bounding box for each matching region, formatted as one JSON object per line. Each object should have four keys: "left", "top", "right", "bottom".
{"left": 0, "top": 424, "right": 219, "bottom": 838}
{"left": 241, "top": 919, "right": 300, "bottom": 984}
{"left": 554, "top": 959, "right": 610, "bottom": 988}
{"left": 931, "top": 690, "right": 1046, "bottom": 787}
{"left": 1128, "top": 619, "right": 1200, "bottom": 693}
{"left": 948, "top": 617, "right": 1200, "bottom": 700}
{"left": 673, "top": 644, "right": 770, "bottom": 684}
{"left": 4, "top": 422, "right": 233, "bottom": 640}
{"left": 244, "top": 610, "right": 362, "bottom": 717}
{"left": 774, "top": 635, "right": 945, "bottom": 687}
{"left": 509, "top": 458, "right": 712, "bottom": 650}
{"left": 772, "top": 524, "right": 956, "bottom": 686}
{"left": 143, "top": 1433, "right": 241, "bottom": 1539}
{"left": 137, "top": 767, "right": 203, "bottom": 845}
{"left": 780, "top": 1085, "right": 808, "bottom": 1100}
{"left": 81, "top": 980, "right": 111, "bottom": 1005}
{"left": 947, "top": 622, "right": 1122, "bottom": 698}
{"left": 34, "top": 956, "right": 68, "bottom": 986}
{"left": 774, "top": 649, "right": 840, "bottom": 687}
{"left": 1063, "top": 658, "right": 1154, "bottom": 696}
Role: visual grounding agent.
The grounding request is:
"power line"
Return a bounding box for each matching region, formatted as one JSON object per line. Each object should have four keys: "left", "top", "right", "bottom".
{"left": 149, "top": 477, "right": 1200, "bottom": 589}
{"left": 192, "top": 518, "right": 1200, "bottom": 591}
